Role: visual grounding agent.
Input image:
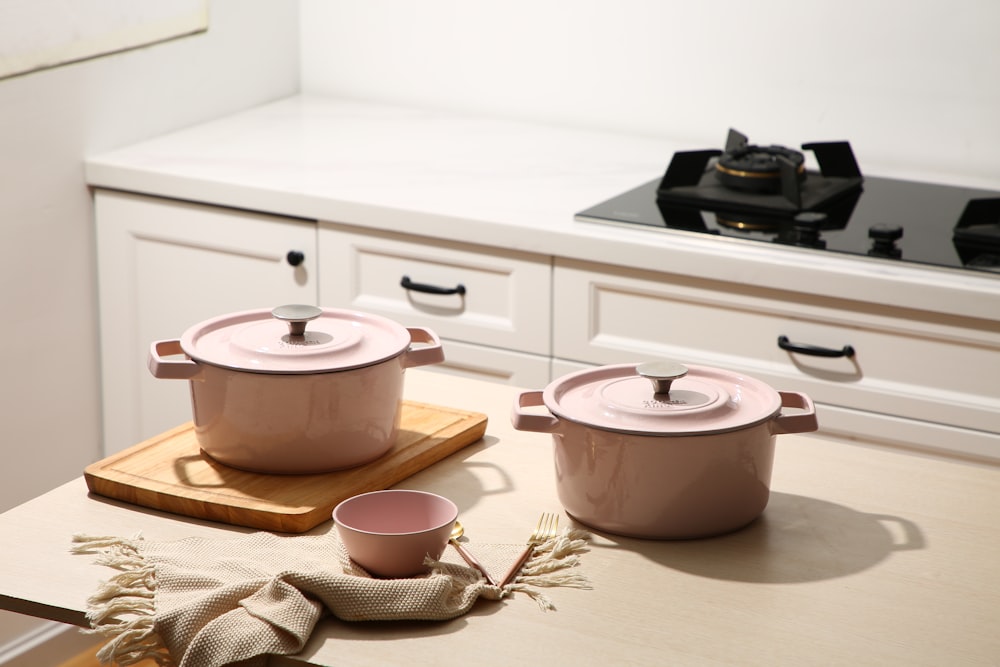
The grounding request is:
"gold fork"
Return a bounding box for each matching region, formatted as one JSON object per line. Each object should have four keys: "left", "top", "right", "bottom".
{"left": 500, "top": 512, "right": 560, "bottom": 587}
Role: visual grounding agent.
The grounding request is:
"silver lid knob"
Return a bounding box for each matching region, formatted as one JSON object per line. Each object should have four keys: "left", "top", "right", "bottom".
{"left": 637, "top": 360, "right": 688, "bottom": 396}
{"left": 271, "top": 304, "right": 322, "bottom": 336}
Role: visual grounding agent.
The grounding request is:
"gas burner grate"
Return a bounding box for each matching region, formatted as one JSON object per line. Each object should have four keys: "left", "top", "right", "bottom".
{"left": 656, "top": 129, "right": 863, "bottom": 214}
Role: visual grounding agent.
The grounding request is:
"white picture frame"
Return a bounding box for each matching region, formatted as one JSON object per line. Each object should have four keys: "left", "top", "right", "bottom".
{"left": 0, "top": 0, "right": 209, "bottom": 79}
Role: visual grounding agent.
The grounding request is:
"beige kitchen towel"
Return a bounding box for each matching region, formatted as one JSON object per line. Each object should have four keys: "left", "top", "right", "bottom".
{"left": 71, "top": 528, "right": 590, "bottom": 667}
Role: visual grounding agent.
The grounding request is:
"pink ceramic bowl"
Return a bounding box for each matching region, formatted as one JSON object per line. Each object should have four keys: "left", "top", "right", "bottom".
{"left": 333, "top": 490, "right": 458, "bottom": 578}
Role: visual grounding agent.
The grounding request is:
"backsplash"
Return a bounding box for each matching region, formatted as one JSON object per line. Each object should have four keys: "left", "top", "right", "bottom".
{"left": 300, "top": 0, "right": 1000, "bottom": 189}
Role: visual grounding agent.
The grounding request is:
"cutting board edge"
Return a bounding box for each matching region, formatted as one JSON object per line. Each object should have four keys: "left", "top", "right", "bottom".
{"left": 83, "top": 406, "right": 489, "bottom": 533}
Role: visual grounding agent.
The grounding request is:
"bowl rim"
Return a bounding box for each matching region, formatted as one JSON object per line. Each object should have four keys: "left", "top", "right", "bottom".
{"left": 332, "top": 489, "right": 458, "bottom": 536}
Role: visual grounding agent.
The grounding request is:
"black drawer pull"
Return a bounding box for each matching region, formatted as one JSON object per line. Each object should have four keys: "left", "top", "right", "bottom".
{"left": 400, "top": 275, "right": 466, "bottom": 296}
{"left": 778, "top": 335, "right": 855, "bottom": 358}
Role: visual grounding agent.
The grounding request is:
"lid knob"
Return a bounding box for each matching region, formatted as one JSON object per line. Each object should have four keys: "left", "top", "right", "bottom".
{"left": 637, "top": 360, "right": 688, "bottom": 396}
{"left": 271, "top": 304, "right": 322, "bottom": 336}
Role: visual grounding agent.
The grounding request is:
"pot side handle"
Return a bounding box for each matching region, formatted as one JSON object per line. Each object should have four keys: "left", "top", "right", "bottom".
{"left": 148, "top": 339, "right": 202, "bottom": 380}
{"left": 402, "top": 327, "right": 446, "bottom": 368}
{"left": 770, "top": 391, "right": 819, "bottom": 435}
{"left": 510, "top": 390, "right": 561, "bottom": 434}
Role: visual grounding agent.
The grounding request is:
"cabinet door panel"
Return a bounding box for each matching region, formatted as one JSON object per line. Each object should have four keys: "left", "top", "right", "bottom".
{"left": 96, "top": 191, "right": 317, "bottom": 455}
{"left": 318, "top": 223, "right": 551, "bottom": 355}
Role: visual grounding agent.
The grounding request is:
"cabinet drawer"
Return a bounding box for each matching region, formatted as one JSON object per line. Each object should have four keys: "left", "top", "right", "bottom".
{"left": 553, "top": 258, "right": 1000, "bottom": 440}
{"left": 318, "top": 223, "right": 552, "bottom": 355}
{"left": 428, "top": 339, "right": 552, "bottom": 388}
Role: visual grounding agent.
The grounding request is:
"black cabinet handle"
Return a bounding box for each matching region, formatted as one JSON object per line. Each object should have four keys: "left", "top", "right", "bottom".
{"left": 400, "top": 275, "right": 466, "bottom": 296}
{"left": 778, "top": 335, "right": 855, "bottom": 358}
{"left": 286, "top": 250, "right": 305, "bottom": 267}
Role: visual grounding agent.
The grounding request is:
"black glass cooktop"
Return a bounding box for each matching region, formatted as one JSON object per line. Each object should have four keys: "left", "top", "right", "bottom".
{"left": 575, "top": 175, "right": 1000, "bottom": 274}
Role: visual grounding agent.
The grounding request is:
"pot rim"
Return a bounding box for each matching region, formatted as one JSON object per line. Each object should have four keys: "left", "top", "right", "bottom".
{"left": 547, "top": 408, "right": 777, "bottom": 437}
{"left": 183, "top": 353, "right": 406, "bottom": 375}
{"left": 542, "top": 362, "right": 784, "bottom": 436}
{"left": 179, "top": 306, "right": 413, "bottom": 374}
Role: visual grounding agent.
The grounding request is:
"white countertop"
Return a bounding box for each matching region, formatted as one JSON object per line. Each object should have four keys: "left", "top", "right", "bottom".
{"left": 2, "top": 370, "right": 1000, "bottom": 666}
{"left": 85, "top": 95, "right": 1000, "bottom": 321}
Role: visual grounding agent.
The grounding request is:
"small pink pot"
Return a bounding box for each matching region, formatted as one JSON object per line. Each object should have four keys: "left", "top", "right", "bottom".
{"left": 511, "top": 361, "right": 818, "bottom": 539}
{"left": 149, "top": 305, "right": 444, "bottom": 474}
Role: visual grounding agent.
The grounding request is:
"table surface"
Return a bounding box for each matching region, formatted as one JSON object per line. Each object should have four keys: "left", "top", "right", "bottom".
{"left": 2, "top": 370, "right": 999, "bottom": 666}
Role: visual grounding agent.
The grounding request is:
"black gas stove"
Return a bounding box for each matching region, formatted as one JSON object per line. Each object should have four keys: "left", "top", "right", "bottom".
{"left": 575, "top": 129, "right": 1000, "bottom": 274}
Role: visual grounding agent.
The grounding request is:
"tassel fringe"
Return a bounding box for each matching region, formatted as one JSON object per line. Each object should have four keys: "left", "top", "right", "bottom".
{"left": 70, "top": 534, "right": 171, "bottom": 666}
{"left": 506, "top": 528, "right": 592, "bottom": 610}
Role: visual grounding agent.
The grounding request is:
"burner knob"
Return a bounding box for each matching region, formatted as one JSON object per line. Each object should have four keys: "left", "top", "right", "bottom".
{"left": 868, "top": 224, "right": 903, "bottom": 258}
{"left": 794, "top": 211, "right": 828, "bottom": 227}
{"left": 790, "top": 211, "right": 827, "bottom": 249}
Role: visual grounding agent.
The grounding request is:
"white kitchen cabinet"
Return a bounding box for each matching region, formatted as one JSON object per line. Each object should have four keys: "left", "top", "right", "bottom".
{"left": 94, "top": 190, "right": 318, "bottom": 455}
{"left": 84, "top": 97, "right": 1000, "bottom": 464}
{"left": 317, "top": 222, "right": 552, "bottom": 386}
{"left": 552, "top": 257, "right": 1000, "bottom": 461}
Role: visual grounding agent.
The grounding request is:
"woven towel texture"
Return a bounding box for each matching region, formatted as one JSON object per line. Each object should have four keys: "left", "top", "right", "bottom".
{"left": 72, "top": 528, "right": 590, "bottom": 667}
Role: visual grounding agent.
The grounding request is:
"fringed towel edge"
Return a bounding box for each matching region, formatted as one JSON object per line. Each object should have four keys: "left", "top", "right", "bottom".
{"left": 70, "top": 534, "right": 170, "bottom": 666}
{"left": 505, "top": 527, "right": 592, "bottom": 610}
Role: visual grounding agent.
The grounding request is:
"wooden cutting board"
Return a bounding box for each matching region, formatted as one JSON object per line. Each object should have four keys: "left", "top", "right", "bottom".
{"left": 84, "top": 401, "right": 487, "bottom": 533}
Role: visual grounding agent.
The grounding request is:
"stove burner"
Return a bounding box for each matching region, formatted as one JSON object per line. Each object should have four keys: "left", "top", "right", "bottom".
{"left": 656, "top": 128, "right": 863, "bottom": 214}
{"left": 575, "top": 131, "right": 1000, "bottom": 276}
{"left": 715, "top": 213, "right": 781, "bottom": 231}
{"left": 715, "top": 146, "right": 806, "bottom": 193}
{"left": 715, "top": 129, "right": 806, "bottom": 195}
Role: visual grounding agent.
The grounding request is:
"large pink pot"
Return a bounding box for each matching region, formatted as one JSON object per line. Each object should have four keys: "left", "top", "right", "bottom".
{"left": 149, "top": 305, "right": 444, "bottom": 474}
{"left": 511, "top": 361, "right": 818, "bottom": 539}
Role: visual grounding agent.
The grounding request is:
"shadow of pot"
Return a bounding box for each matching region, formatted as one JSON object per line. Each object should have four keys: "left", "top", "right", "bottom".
{"left": 597, "top": 491, "right": 925, "bottom": 583}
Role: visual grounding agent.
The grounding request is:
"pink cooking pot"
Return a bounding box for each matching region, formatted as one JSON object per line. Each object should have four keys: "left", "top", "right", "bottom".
{"left": 149, "top": 304, "right": 444, "bottom": 474}
{"left": 511, "top": 361, "right": 818, "bottom": 539}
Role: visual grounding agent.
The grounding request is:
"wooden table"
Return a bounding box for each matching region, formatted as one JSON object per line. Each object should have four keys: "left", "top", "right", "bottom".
{"left": 2, "top": 371, "right": 999, "bottom": 666}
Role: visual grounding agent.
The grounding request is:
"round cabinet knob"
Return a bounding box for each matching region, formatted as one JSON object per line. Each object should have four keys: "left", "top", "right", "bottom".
{"left": 286, "top": 250, "right": 306, "bottom": 267}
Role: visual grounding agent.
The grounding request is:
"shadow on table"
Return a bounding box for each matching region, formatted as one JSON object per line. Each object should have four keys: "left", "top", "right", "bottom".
{"left": 590, "top": 491, "right": 925, "bottom": 583}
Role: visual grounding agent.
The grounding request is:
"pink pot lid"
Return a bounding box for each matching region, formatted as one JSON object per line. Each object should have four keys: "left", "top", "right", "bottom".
{"left": 178, "top": 305, "right": 412, "bottom": 374}
{"left": 543, "top": 361, "right": 783, "bottom": 435}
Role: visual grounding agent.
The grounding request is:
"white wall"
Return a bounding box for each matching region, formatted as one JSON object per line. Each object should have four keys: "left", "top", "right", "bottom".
{"left": 0, "top": 0, "right": 298, "bottom": 660}
{"left": 300, "top": 0, "right": 1000, "bottom": 189}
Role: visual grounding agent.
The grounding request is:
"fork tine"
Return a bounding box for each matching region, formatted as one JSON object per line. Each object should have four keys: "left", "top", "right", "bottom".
{"left": 530, "top": 513, "right": 547, "bottom": 541}
{"left": 535, "top": 512, "right": 557, "bottom": 542}
{"left": 499, "top": 512, "right": 561, "bottom": 587}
